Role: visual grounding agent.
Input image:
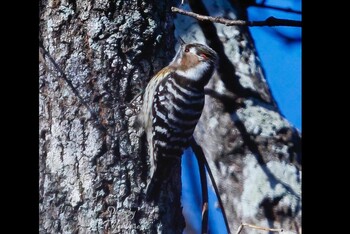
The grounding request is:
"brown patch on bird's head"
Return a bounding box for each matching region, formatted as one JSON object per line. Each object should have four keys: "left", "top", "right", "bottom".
{"left": 182, "top": 43, "right": 217, "bottom": 67}
{"left": 169, "top": 43, "right": 218, "bottom": 73}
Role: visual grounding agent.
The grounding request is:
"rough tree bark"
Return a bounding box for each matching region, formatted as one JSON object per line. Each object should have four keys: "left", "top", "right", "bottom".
{"left": 39, "top": 0, "right": 185, "bottom": 233}
{"left": 175, "top": 0, "right": 301, "bottom": 233}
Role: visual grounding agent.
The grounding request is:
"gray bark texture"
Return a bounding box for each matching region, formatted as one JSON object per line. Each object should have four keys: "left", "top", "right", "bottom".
{"left": 39, "top": 0, "right": 301, "bottom": 233}
{"left": 39, "top": 0, "right": 184, "bottom": 233}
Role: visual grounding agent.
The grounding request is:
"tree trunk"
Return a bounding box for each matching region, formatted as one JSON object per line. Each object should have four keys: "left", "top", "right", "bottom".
{"left": 39, "top": 0, "right": 185, "bottom": 233}
{"left": 177, "top": 0, "right": 301, "bottom": 233}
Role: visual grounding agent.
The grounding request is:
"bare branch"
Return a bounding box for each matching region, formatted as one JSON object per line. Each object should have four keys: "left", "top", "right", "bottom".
{"left": 235, "top": 222, "right": 283, "bottom": 234}
{"left": 294, "top": 220, "right": 301, "bottom": 234}
{"left": 171, "top": 7, "right": 301, "bottom": 27}
{"left": 190, "top": 138, "right": 231, "bottom": 234}
{"left": 196, "top": 141, "right": 209, "bottom": 234}
{"left": 201, "top": 202, "right": 208, "bottom": 218}
{"left": 201, "top": 202, "right": 208, "bottom": 233}
{"left": 236, "top": 224, "right": 243, "bottom": 234}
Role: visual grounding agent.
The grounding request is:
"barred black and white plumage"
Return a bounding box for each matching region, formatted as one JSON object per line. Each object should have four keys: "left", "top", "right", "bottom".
{"left": 138, "top": 42, "right": 218, "bottom": 200}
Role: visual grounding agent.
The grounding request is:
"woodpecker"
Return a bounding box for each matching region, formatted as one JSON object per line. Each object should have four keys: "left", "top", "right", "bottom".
{"left": 138, "top": 41, "right": 218, "bottom": 200}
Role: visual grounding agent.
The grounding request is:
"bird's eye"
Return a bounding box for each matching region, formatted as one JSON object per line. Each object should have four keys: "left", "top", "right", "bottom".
{"left": 184, "top": 48, "right": 189, "bottom": 53}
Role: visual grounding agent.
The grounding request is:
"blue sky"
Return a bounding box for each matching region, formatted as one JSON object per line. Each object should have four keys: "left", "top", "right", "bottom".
{"left": 182, "top": 0, "right": 301, "bottom": 233}
{"left": 248, "top": 0, "right": 302, "bottom": 130}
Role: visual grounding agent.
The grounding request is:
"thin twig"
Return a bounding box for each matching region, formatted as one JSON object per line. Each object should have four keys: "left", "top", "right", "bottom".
{"left": 190, "top": 138, "right": 231, "bottom": 234}
{"left": 294, "top": 220, "right": 301, "bottom": 234}
{"left": 39, "top": 42, "right": 108, "bottom": 133}
{"left": 196, "top": 144, "right": 209, "bottom": 234}
{"left": 171, "top": 7, "right": 301, "bottom": 27}
{"left": 235, "top": 223, "right": 283, "bottom": 234}
{"left": 201, "top": 202, "right": 208, "bottom": 233}
{"left": 128, "top": 90, "right": 144, "bottom": 105}
{"left": 236, "top": 224, "right": 243, "bottom": 234}
{"left": 201, "top": 202, "right": 208, "bottom": 218}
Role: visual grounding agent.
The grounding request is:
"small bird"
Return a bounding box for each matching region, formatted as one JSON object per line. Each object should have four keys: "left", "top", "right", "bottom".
{"left": 137, "top": 40, "right": 218, "bottom": 201}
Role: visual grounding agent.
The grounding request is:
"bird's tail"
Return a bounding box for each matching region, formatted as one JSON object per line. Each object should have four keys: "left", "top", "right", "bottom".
{"left": 145, "top": 157, "right": 180, "bottom": 201}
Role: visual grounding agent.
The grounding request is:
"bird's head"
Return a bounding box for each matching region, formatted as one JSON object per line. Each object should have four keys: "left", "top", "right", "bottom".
{"left": 170, "top": 41, "right": 218, "bottom": 85}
